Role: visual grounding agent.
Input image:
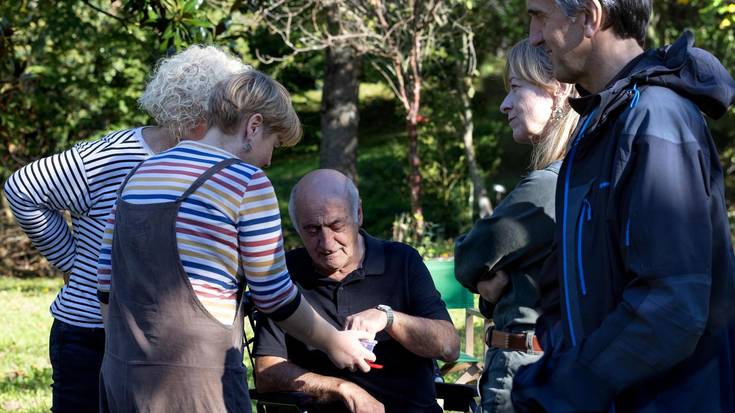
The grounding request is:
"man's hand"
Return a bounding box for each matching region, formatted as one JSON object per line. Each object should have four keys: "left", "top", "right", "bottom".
{"left": 338, "top": 381, "right": 385, "bottom": 413}
{"left": 345, "top": 308, "right": 389, "bottom": 334}
{"left": 477, "top": 270, "right": 510, "bottom": 304}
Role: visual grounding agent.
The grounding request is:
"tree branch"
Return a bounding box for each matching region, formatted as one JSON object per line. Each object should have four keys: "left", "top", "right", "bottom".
{"left": 81, "top": 0, "right": 128, "bottom": 26}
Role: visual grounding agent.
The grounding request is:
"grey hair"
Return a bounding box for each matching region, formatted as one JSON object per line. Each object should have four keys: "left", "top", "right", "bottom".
{"left": 554, "top": 0, "right": 651, "bottom": 47}
{"left": 554, "top": 0, "right": 586, "bottom": 18}
{"left": 288, "top": 175, "right": 360, "bottom": 234}
{"left": 139, "top": 45, "right": 250, "bottom": 140}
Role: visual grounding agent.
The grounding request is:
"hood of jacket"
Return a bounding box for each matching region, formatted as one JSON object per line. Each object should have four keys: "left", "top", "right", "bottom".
{"left": 570, "top": 30, "right": 735, "bottom": 127}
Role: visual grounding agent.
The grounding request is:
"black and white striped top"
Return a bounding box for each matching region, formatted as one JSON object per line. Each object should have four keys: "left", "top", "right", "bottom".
{"left": 4, "top": 128, "right": 153, "bottom": 328}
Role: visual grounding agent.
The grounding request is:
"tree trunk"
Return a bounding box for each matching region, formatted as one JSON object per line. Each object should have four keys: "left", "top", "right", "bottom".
{"left": 407, "top": 114, "right": 423, "bottom": 235}
{"left": 407, "top": 32, "right": 424, "bottom": 237}
{"left": 459, "top": 76, "right": 492, "bottom": 219}
{"left": 319, "top": 6, "right": 360, "bottom": 183}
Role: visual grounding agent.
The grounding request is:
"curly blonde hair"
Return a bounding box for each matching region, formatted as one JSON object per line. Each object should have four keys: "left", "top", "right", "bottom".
{"left": 139, "top": 45, "right": 250, "bottom": 140}
{"left": 505, "top": 39, "right": 580, "bottom": 170}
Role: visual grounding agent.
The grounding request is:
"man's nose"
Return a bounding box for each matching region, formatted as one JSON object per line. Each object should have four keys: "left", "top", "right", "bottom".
{"left": 318, "top": 231, "right": 336, "bottom": 251}
{"left": 529, "top": 22, "right": 544, "bottom": 46}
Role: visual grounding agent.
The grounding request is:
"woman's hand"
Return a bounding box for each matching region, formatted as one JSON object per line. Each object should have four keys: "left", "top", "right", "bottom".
{"left": 477, "top": 270, "right": 510, "bottom": 304}
{"left": 324, "top": 329, "right": 376, "bottom": 373}
{"left": 276, "top": 298, "right": 375, "bottom": 372}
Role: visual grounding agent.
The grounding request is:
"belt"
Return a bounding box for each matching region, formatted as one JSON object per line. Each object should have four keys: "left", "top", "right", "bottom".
{"left": 485, "top": 327, "right": 543, "bottom": 353}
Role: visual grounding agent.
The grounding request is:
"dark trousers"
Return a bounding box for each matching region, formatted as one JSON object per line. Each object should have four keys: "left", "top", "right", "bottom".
{"left": 49, "top": 319, "right": 105, "bottom": 413}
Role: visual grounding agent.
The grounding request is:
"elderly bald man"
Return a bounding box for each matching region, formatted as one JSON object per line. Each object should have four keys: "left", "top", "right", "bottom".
{"left": 253, "top": 169, "right": 460, "bottom": 413}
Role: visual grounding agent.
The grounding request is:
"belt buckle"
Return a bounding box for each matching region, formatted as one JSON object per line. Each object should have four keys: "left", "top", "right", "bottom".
{"left": 484, "top": 326, "right": 494, "bottom": 347}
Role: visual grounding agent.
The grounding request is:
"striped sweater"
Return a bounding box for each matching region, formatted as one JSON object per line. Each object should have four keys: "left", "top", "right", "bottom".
{"left": 96, "top": 140, "right": 299, "bottom": 325}
{"left": 3, "top": 128, "right": 153, "bottom": 328}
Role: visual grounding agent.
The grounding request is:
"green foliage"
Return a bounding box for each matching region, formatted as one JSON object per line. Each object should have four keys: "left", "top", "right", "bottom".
{"left": 652, "top": 0, "right": 734, "bottom": 66}
{"left": 2, "top": 0, "right": 733, "bottom": 247}
{"left": 651, "top": 0, "right": 735, "bottom": 210}
{"left": 0, "top": 1, "right": 152, "bottom": 180}
{"left": 391, "top": 212, "right": 456, "bottom": 258}
{"left": 119, "top": 0, "right": 217, "bottom": 51}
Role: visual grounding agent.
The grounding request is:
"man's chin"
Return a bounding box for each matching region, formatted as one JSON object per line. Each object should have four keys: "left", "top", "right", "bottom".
{"left": 551, "top": 63, "right": 578, "bottom": 85}
{"left": 316, "top": 258, "right": 347, "bottom": 273}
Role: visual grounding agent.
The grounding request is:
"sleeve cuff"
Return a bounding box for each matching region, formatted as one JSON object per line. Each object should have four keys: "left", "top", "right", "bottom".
{"left": 263, "top": 292, "right": 302, "bottom": 322}
{"left": 252, "top": 345, "right": 289, "bottom": 359}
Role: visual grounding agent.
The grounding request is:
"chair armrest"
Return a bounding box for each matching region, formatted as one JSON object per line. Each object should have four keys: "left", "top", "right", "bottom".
{"left": 466, "top": 308, "right": 485, "bottom": 318}
{"left": 249, "top": 390, "right": 314, "bottom": 408}
{"left": 435, "top": 382, "right": 478, "bottom": 412}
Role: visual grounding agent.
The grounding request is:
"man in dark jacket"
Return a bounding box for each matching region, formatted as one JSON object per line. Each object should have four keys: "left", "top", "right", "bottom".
{"left": 513, "top": 0, "right": 735, "bottom": 412}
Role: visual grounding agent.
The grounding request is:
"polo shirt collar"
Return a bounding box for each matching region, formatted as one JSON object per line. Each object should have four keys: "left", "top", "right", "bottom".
{"left": 359, "top": 229, "right": 385, "bottom": 277}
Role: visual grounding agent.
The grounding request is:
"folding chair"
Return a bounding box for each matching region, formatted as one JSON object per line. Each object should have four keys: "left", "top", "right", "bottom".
{"left": 426, "top": 258, "right": 488, "bottom": 384}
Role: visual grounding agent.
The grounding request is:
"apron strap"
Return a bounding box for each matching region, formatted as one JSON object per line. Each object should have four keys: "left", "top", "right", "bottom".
{"left": 176, "top": 158, "right": 242, "bottom": 202}
{"left": 115, "top": 160, "right": 147, "bottom": 201}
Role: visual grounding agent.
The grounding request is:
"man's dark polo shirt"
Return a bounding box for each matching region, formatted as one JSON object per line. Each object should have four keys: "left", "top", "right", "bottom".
{"left": 254, "top": 231, "right": 452, "bottom": 413}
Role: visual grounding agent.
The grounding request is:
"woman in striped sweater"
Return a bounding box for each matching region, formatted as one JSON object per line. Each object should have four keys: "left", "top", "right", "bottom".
{"left": 97, "top": 69, "right": 375, "bottom": 412}
{"left": 3, "top": 45, "right": 248, "bottom": 412}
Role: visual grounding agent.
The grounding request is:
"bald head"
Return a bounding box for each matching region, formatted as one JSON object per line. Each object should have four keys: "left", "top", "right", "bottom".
{"left": 288, "top": 169, "right": 360, "bottom": 233}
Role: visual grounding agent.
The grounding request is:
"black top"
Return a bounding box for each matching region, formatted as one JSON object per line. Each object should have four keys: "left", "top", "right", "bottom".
{"left": 454, "top": 161, "right": 560, "bottom": 332}
{"left": 254, "top": 231, "right": 451, "bottom": 413}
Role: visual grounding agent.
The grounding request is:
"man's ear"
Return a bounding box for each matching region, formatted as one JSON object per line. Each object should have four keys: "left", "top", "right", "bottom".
{"left": 357, "top": 201, "right": 364, "bottom": 227}
{"left": 582, "top": 0, "right": 604, "bottom": 39}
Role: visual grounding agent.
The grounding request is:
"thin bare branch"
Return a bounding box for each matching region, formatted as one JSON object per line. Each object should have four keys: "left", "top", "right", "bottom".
{"left": 81, "top": 0, "right": 128, "bottom": 26}
{"left": 369, "top": 60, "right": 409, "bottom": 111}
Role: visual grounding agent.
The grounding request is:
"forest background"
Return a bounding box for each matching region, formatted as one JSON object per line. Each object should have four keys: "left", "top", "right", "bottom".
{"left": 1, "top": 0, "right": 734, "bottom": 264}
{"left": 0, "top": 1, "right": 734, "bottom": 411}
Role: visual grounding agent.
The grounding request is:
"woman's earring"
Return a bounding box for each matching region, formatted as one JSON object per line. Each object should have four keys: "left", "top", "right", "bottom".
{"left": 244, "top": 142, "right": 253, "bottom": 152}
{"left": 551, "top": 106, "right": 565, "bottom": 121}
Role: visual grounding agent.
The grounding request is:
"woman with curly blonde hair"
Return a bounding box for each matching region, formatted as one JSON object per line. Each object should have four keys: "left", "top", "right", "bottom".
{"left": 3, "top": 44, "right": 248, "bottom": 412}
{"left": 455, "top": 38, "right": 579, "bottom": 413}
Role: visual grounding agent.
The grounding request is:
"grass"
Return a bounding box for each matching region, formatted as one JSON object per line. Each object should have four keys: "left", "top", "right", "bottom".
{"left": 0, "top": 276, "right": 486, "bottom": 412}
{"left": 0, "top": 277, "right": 60, "bottom": 413}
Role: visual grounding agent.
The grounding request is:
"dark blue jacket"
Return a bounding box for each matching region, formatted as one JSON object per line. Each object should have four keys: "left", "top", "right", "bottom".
{"left": 513, "top": 31, "right": 735, "bottom": 413}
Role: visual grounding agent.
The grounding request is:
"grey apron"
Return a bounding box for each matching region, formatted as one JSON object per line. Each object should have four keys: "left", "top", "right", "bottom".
{"left": 100, "top": 158, "right": 251, "bottom": 412}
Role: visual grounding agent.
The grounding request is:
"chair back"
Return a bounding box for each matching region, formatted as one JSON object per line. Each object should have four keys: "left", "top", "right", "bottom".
{"left": 425, "top": 258, "right": 486, "bottom": 385}
{"left": 425, "top": 259, "right": 474, "bottom": 309}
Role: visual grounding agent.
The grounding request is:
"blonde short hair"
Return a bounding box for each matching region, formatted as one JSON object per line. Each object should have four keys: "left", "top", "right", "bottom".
{"left": 505, "top": 39, "right": 580, "bottom": 170}
{"left": 139, "top": 45, "right": 249, "bottom": 140}
{"left": 207, "top": 70, "right": 302, "bottom": 147}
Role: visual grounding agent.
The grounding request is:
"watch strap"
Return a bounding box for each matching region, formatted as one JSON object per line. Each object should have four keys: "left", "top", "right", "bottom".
{"left": 376, "top": 304, "right": 393, "bottom": 329}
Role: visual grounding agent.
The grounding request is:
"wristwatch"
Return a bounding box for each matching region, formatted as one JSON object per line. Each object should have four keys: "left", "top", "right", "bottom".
{"left": 375, "top": 304, "right": 394, "bottom": 329}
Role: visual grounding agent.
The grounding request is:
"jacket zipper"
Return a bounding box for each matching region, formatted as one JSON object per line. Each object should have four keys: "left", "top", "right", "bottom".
{"left": 577, "top": 199, "right": 592, "bottom": 296}
{"left": 561, "top": 108, "right": 598, "bottom": 347}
